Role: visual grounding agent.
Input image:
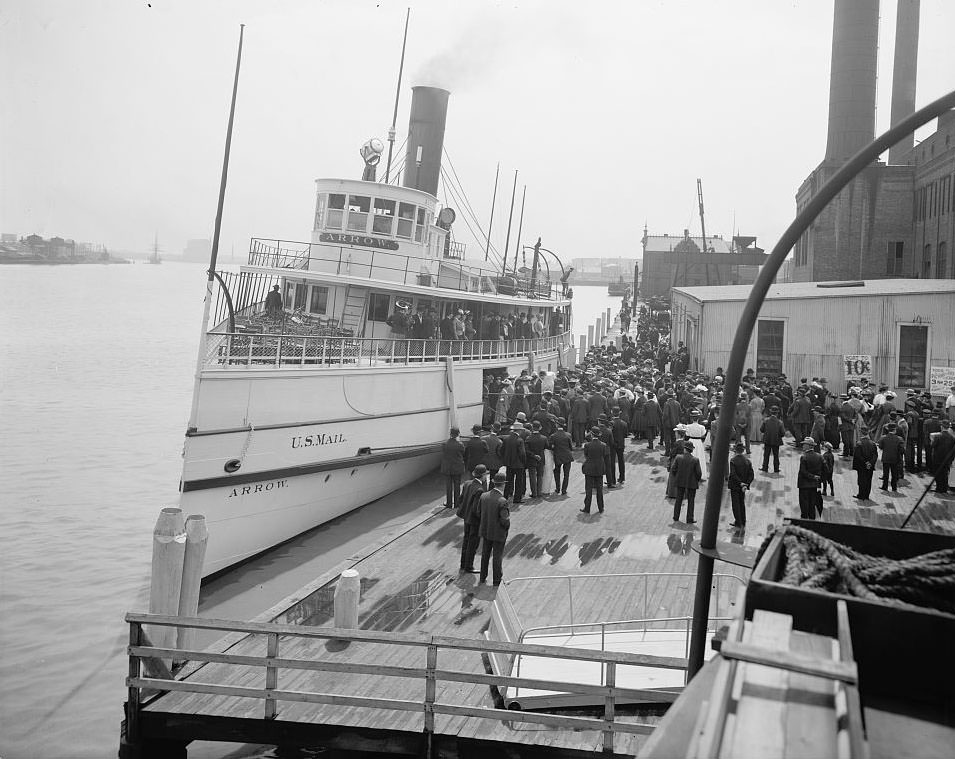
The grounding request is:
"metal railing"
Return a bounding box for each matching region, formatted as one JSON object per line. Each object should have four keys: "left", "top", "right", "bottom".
{"left": 125, "top": 613, "right": 674, "bottom": 755}
{"left": 247, "top": 238, "right": 561, "bottom": 300}
{"left": 506, "top": 572, "right": 745, "bottom": 634}
{"left": 203, "top": 331, "right": 572, "bottom": 369}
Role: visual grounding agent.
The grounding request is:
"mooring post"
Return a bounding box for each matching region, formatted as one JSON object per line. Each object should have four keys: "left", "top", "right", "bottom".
{"left": 175, "top": 515, "right": 208, "bottom": 662}
{"left": 578, "top": 335, "right": 586, "bottom": 364}
{"left": 596, "top": 316, "right": 603, "bottom": 342}
{"left": 334, "top": 569, "right": 361, "bottom": 629}
{"left": 149, "top": 508, "right": 186, "bottom": 669}
{"left": 587, "top": 324, "right": 594, "bottom": 350}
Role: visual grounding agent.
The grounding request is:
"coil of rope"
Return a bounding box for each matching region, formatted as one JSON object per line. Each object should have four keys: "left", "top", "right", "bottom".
{"left": 755, "top": 524, "right": 955, "bottom": 615}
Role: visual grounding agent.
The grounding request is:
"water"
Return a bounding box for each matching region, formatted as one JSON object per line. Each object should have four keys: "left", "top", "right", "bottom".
{"left": 0, "top": 263, "right": 618, "bottom": 759}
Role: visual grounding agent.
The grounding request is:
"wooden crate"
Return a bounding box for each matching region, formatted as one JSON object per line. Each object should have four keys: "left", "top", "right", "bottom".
{"left": 745, "top": 519, "right": 955, "bottom": 707}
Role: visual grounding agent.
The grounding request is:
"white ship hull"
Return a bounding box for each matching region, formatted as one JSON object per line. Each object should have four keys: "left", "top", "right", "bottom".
{"left": 180, "top": 354, "right": 567, "bottom": 577}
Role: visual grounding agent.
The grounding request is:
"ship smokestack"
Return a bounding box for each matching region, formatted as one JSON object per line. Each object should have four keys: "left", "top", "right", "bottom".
{"left": 403, "top": 86, "right": 450, "bottom": 197}
{"left": 824, "top": 0, "right": 879, "bottom": 163}
{"left": 887, "top": 0, "right": 920, "bottom": 164}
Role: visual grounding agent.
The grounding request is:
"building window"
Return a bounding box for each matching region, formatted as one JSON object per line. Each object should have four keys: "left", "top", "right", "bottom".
{"left": 938, "top": 241, "right": 948, "bottom": 279}
{"left": 397, "top": 202, "right": 416, "bottom": 238}
{"left": 368, "top": 292, "right": 391, "bottom": 322}
{"left": 308, "top": 286, "right": 328, "bottom": 315}
{"left": 755, "top": 319, "right": 784, "bottom": 376}
{"left": 326, "top": 194, "right": 346, "bottom": 230}
{"left": 372, "top": 198, "right": 396, "bottom": 236}
{"left": 887, "top": 241, "right": 904, "bottom": 275}
{"left": 314, "top": 194, "right": 327, "bottom": 231}
{"left": 923, "top": 244, "right": 932, "bottom": 277}
{"left": 898, "top": 325, "right": 928, "bottom": 388}
{"left": 346, "top": 195, "right": 371, "bottom": 233}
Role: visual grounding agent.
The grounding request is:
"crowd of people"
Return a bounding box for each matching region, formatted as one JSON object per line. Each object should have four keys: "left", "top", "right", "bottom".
{"left": 439, "top": 297, "right": 955, "bottom": 586}
{"left": 388, "top": 303, "right": 567, "bottom": 340}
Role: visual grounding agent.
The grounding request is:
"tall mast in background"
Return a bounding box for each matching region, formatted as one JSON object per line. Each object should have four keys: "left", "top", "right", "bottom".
{"left": 384, "top": 8, "right": 411, "bottom": 184}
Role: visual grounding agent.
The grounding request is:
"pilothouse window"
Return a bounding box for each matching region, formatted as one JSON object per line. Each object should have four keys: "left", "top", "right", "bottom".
{"left": 373, "top": 198, "right": 396, "bottom": 235}
{"left": 415, "top": 207, "right": 427, "bottom": 242}
{"left": 347, "top": 195, "right": 371, "bottom": 233}
{"left": 314, "top": 194, "right": 327, "bottom": 231}
{"left": 326, "top": 194, "right": 346, "bottom": 230}
{"left": 397, "top": 202, "right": 415, "bottom": 239}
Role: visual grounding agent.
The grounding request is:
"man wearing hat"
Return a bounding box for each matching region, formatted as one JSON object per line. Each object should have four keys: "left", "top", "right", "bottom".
{"left": 923, "top": 410, "right": 941, "bottom": 475}
{"left": 440, "top": 427, "right": 466, "bottom": 510}
{"left": 878, "top": 423, "right": 904, "bottom": 492}
{"left": 500, "top": 421, "right": 527, "bottom": 503}
{"left": 570, "top": 391, "right": 590, "bottom": 449}
{"left": 581, "top": 427, "right": 608, "bottom": 513}
{"left": 852, "top": 429, "right": 878, "bottom": 500}
{"left": 931, "top": 419, "right": 955, "bottom": 493}
{"left": 727, "top": 442, "right": 755, "bottom": 529}
{"left": 838, "top": 393, "right": 857, "bottom": 458}
{"left": 464, "top": 424, "right": 489, "bottom": 476}
{"left": 791, "top": 390, "right": 813, "bottom": 446}
{"left": 478, "top": 472, "right": 510, "bottom": 586}
{"left": 525, "top": 421, "right": 548, "bottom": 498}
{"left": 548, "top": 421, "right": 574, "bottom": 495}
{"left": 797, "top": 437, "right": 824, "bottom": 519}
{"left": 670, "top": 440, "right": 702, "bottom": 524}
{"left": 457, "top": 465, "right": 488, "bottom": 573}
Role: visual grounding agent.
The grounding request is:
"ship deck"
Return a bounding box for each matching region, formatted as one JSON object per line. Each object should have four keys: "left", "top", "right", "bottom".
{"left": 131, "top": 424, "right": 955, "bottom": 757}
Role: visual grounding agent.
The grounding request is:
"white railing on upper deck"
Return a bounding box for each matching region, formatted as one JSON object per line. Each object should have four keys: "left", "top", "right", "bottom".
{"left": 204, "top": 331, "right": 572, "bottom": 369}
{"left": 247, "top": 238, "right": 563, "bottom": 300}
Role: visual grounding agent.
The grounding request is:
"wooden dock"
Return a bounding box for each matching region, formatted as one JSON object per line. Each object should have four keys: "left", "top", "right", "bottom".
{"left": 122, "top": 436, "right": 955, "bottom": 758}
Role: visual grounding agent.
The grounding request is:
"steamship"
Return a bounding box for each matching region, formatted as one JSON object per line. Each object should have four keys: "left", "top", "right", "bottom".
{"left": 180, "top": 86, "right": 574, "bottom": 577}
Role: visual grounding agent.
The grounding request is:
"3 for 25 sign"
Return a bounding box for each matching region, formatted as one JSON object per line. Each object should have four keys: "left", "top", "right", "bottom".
{"left": 844, "top": 355, "right": 872, "bottom": 380}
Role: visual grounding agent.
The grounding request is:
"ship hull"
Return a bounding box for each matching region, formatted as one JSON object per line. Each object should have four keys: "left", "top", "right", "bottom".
{"left": 181, "top": 351, "right": 568, "bottom": 576}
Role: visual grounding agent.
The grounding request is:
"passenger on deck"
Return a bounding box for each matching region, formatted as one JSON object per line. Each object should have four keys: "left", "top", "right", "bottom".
{"left": 265, "top": 285, "right": 283, "bottom": 317}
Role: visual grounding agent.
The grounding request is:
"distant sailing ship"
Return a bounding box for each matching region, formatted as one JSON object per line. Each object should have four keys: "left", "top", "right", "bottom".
{"left": 147, "top": 234, "right": 162, "bottom": 265}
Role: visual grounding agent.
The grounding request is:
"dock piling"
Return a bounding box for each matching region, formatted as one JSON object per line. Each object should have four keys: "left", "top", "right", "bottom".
{"left": 334, "top": 569, "right": 361, "bottom": 629}
{"left": 587, "top": 325, "right": 594, "bottom": 350}
{"left": 176, "top": 515, "right": 208, "bottom": 659}
{"left": 148, "top": 508, "right": 186, "bottom": 669}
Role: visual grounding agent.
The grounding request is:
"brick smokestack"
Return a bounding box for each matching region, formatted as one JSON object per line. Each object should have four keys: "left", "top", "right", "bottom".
{"left": 887, "top": 0, "right": 920, "bottom": 164}
{"left": 403, "top": 86, "right": 450, "bottom": 197}
{"left": 824, "top": 0, "right": 880, "bottom": 163}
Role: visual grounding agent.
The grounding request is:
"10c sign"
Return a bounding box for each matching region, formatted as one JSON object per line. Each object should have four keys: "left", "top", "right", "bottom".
{"left": 844, "top": 354, "right": 872, "bottom": 380}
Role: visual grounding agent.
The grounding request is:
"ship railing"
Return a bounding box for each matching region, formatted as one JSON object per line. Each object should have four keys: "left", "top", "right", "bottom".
{"left": 247, "top": 237, "right": 560, "bottom": 300}
{"left": 202, "top": 331, "right": 573, "bottom": 369}
{"left": 124, "top": 612, "right": 670, "bottom": 754}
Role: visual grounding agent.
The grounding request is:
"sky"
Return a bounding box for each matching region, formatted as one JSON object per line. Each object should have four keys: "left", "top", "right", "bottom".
{"left": 2, "top": 0, "right": 954, "bottom": 263}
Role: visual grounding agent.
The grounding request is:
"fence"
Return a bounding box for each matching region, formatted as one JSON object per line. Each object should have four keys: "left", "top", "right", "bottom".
{"left": 125, "top": 613, "right": 682, "bottom": 755}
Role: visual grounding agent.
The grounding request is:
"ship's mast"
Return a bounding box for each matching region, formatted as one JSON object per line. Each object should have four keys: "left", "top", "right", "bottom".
{"left": 384, "top": 8, "right": 411, "bottom": 184}
{"left": 187, "top": 24, "right": 245, "bottom": 432}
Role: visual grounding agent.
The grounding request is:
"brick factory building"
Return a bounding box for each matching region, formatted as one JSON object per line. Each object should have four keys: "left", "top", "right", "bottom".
{"left": 792, "top": 0, "right": 954, "bottom": 282}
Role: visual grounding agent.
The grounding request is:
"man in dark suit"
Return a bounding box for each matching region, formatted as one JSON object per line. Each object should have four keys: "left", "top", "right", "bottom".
{"left": 463, "top": 424, "right": 488, "bottom": 475}
{"left": 878, "top": 423, "right": 904, "bottom": 492}
{"left": 548, "top": 421, "right": 574, "bottom": 495}
{"left": 500, "top": 423, "right": 527, "bottom": 503}
{"left": 852, "top": 428, "right": 878, "bottom": 500}
{"left": 570, "top": 393, "right": 589, "bottom": 449}
{"left": 483, "top": 422, "right": 503, "bottom": 475}
{"left": 457, "top": 465, "right": 487, "bottom": 573}
{"left": 791, "top": 390, "right": 813, "bottom": 445}
{"left": 931, "top": 420, "right": 955, "bottom": 494}
{"left": 922, "top": 410, "right": 941, "bottom": 475}
{"left": 661, "top": 393, "right": 682, "bottom": 456}
{"left": 610, "top": 408, "right": 630, "bottom": 484}
{"left": 598, "top": 415, "right": 616, "bottom": 488}
{"left": 580, "top": 427, "right": 608, "bottom": 513}
{"left": 479, "top": 472, "right": 510, "bottom": 586}
{"left": 525, "top": 421, "right": 548, "bottom": 498}
{"left": 760, "top": 406, "right": 786, "bottom": 473}
{"left": 797, "top": 437, "right": 824, "bottom": 519}
{"left": 644, "top": 392, "right": 663, "bottom": 450}
{"left": 670, "top": 440, "right": 702, "bottom": 523}
{"left": 727, "top": 442, "right": 755, "bottom": 528}
{"left": 440, "top": 427, "right": 466, "bottom": 509}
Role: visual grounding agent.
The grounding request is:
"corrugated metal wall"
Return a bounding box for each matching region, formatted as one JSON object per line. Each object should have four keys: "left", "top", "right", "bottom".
{"left": 670, "top": 290, "right": 954, "bottom": 394}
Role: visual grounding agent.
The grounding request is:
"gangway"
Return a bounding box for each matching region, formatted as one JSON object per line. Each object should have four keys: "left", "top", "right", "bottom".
{"left": 486, "top": 572, "right": 745, "bottom": 710}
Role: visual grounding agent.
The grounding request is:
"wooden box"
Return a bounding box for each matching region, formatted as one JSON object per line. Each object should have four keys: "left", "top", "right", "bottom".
{"left": 745, "top": 519, "right": 955, "bottom": 708}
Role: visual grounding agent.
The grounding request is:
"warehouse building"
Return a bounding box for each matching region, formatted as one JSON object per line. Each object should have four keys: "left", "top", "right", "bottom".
{"left": 669, "top": 279, "right": 955, "bottom": 399}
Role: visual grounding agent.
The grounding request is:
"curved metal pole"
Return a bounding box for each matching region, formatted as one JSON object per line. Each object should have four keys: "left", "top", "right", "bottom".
{"left": 211, "top": 270, "right": 237, "bottom": 333}
{"left": 687, "top": 88, "right": 955, "bottom": 679}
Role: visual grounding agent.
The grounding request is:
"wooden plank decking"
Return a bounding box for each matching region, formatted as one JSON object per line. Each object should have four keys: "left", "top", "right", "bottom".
{"left": 138, "top": 435, "right": 955, "bottom": 757}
